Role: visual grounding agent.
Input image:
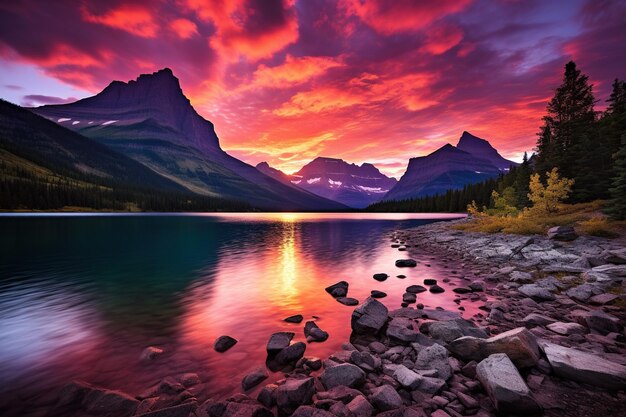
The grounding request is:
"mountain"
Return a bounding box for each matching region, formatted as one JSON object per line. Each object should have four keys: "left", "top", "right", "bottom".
{"left": 257, "top": 157, "right": 397, "bottom": 208}
{"left": 33, "top": 69, "right": 345, "bottom": 211}
{"left": 0, "top": 99, "right": 250, "bottom": 211}
{"left": 382, "top": 132, "right": 516, "bottom": 202}
{"left": 456, "top": 131, "right": 517, "bottom": 170}
{"left": 256, "top": 161, "right": 294, "bottom": 184}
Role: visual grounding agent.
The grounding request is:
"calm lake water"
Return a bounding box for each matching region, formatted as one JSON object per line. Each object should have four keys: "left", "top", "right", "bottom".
{"left": 0, "top": 213, "right": 469, "bottom": 414}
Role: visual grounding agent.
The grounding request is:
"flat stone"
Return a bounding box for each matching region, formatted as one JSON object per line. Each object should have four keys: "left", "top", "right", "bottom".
{"left": 386, "top": 318, "right": 419, "bottom": 344}
{"left": 406, "top": 285, "right": 427, "bottom": 294}
{"left": 393, "top": 365, "right": 422, "bottom": 389}
{"left": 452, "top": 287, "right": 472, "bottom": 294}
{"left": 591, "top": 264, "right": 626, "bottom": 277}
{"left": 371, "top": 290, "right": 387, "bottom": 298}
{"left": 547, "top": 225, "right": 578, "bottom": 241}
{"left": 468, "top": 281, "right": 484, "bottom": 291}
{"left": 546, "top": 322, "right": 587, "bottom": 336}
{"left": 476, "top": 353, "right": 541, "bottom": 414}
{"left": 518, "top": 284, "right": 555, "bottom": 301}
{"left": 242, "top": 367, "right": 269, "bottom": 391}
{"left": 429, "top": 285, "right": 445, "bottom": 294}
{"left": 337, "top": 297, "right": 359, "bottom": 306}
{"left": 542, "top": 342, "right": 626, "bottom": 390}
{"left": 214, "top": 336, "right": 238, "bottom": 352}
{"left": 447, "top": 327, "right": 541, "bottom": 368}
{"left": 424, "top": 279, "right": 437, "bottom": 285}
{"left": 285, "top": 315, "right": 304, "bottom": 323}
{"left": 267, "top": 332, "right": 295, "bottom": 354}
{"left": 589, "top": 293, "right": 618, "bottom": 305}
{"left": 395, "top": 259, "right": 417, "bottom": 267}
{"left": 571, "top": 310, "right": 621, "bottom": 335}
{"left": 350, "top": 350, "right": 380, "bottom": 372}
{"left": 566, "top": 284, "right": 598, "bottom": 302}
{"left": 320, "top": 363, "right": 366, "bottom": 389}
{"left": 520, "top": 313, "right": 556, "bottom": 327}
{"left": 351, "top": 297, "right": 388, "bottom": 335}
{"left": 326, "top": 281, "right": 349, "bottom": 298}
{"left": 275, "top": 377, "right": 315, "bottom": 417}
{"left": 509, "top": 271, "right": 533, "bottom": 283}
{"left": 369, "top": 385, "right": 403, "bottom": 411}
{"left": 427, "top": 319, "right": 488, "bottom": 343}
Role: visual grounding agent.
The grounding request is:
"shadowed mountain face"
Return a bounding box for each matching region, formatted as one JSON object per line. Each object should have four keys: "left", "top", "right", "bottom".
{"left": 257, "top": 157, "right": 397, "bottom": 208}
{"left": 383, "top": 132, "right": 517, "bottom": 202}
{"left": 33, "top": 69, "right": 345, "bottom": 211}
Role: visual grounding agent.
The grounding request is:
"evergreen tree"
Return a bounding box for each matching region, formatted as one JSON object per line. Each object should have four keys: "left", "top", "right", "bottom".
{"left": 514, "top": 152, "right": 532, "bottom": 207}
{"left": 607, "top": 136, "right": 626, "bottom": 220}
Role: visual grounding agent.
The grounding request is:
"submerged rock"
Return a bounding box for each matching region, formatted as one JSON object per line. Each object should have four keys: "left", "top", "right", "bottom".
{"left": 140, "top": 346, "right": 164, "bottom": 362}
{"left": 214, "top": 336, "right": 238, "bottom": 353}
{"left": 476, "top": 353, "right": 541, "bottom": 414}
{"left": 351, "top": 297, "right": 389, "bottom": 335}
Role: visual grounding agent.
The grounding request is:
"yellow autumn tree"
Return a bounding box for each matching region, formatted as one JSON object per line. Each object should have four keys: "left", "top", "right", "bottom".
{"left": 527, "top": 168, "right": 574, "bottom": 214}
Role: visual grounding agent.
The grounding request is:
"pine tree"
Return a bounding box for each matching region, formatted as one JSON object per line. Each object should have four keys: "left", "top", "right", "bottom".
{"left": 607, "top": 136, "right": 626, "bottom": 220}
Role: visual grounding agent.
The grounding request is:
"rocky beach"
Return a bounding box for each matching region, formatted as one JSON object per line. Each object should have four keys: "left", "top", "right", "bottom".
{"left": 41, "top": 219, "right": 626, "bottom": 417}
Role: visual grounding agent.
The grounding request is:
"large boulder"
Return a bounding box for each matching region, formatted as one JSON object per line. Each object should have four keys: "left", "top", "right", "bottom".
{"left": 476, "top": 354, "right": 541, "bottom": 414}
{"left": 414, "top": 344, "right": 451, "bottom": 380}
{"left": 320, "top": 363, "right": 366, "bottom": 389}
{"left": 267, "top": 332, "right": 295, "bottom": 355}
{"left": 351, "top": 297, "right": 388, "bottom": 335}
{"left": 547, "top": 226, "right": 578, "bottom": 241}
{"left": 369, "top": 385, "right": 403, "bottom": 411}
{"left": 326, "top": 281, "right": 349, "bottom": 298}
{"left": 275, "top": 342, "right": 306, "bottom": 365}
{"left": 275, "top": 377, "right": 315, "bottom": 417}
{"left": 542, "top": 342, "right": 626, "bottom": 390}
{"left": 447, "top": 327, "right": 541, "bottom": 368}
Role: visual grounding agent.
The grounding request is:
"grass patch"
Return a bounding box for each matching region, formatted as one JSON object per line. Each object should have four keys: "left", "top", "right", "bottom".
{"left": 577, "top": 216, "right": 620, "bottom": 238}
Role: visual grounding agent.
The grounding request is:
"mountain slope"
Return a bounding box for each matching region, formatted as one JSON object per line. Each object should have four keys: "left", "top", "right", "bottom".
{"left": 456, "top": 131, "right": 518, "bottom": 170}
{"left": 383, "top": 142, "right": 502, "bottom": 201}
{"left": 257, "top": 158, "right": 397, "bottom": 208}
{"left": 33, "top": 69, "right": 345, "bottom": 211}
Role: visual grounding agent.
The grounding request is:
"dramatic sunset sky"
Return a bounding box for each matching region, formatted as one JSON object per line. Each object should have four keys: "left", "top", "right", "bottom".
{"left": 1, "top": 0, "right": 625, "bottom": 177}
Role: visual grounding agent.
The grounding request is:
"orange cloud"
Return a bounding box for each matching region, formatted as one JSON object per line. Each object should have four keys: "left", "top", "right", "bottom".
{"left": 274, "top": 87, "right": 364, "bottom": 116}
{"left": 251, "top": 55, "right": 343, "bottom": 88}
{"left": 170, "top": 18, "right": 198, "bottom": 39}
{"left": 82, "top": 4, "right": 158, "bottom": 38}
{"left": 184, "top": 0, "right": 298, "bottom": 60}
{"left": 344, "top": 0, "right": 472, "bottom": 35}
{"left": 419, "top": 24, "right": 463, "bottom": 55}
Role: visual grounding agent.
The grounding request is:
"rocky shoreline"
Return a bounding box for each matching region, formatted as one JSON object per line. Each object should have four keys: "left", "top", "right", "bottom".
{"left": 44, "top": 219, "right": 626, "bottom": 417}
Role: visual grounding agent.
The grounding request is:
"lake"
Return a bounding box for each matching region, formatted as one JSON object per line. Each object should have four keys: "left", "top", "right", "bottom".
{"left": 0, "top": 212, "right": 469, "bottom": 415}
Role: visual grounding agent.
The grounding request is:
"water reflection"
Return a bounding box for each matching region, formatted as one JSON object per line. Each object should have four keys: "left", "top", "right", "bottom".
{"left": 0, "top": 213, "right": 467, "bottom": 415}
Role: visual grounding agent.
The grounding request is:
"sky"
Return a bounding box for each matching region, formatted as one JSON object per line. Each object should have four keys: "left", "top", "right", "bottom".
{"left": 1, "top": 0, "right": 625, "bottom": 178}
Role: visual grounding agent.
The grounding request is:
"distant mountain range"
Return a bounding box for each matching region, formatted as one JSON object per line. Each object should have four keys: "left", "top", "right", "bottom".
{"left": 257, "top": 157, "right": 397, "bottom": 208}
{"left": 32, "top": 68, "right": 344, "bottom": 211}
{"left": 0, "top": 67, "right": 519, "bottom": 211}
{"left": 383, "top": 132, "right": 517, "bottom": 202}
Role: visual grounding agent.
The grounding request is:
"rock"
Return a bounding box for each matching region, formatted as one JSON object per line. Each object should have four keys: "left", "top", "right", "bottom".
{"left": 371, "top": 290, "right": 387, "bottom": 298}
{"left": 275, "top": 377, "right": 315, "bottom": 417}
{"left": 180, "top": 373, "right": 200, "bottom": 387}
{"left": 347, "top": 395, "right": 374, "bottom": 417}
{"left": 455, "top": 391, "right": 479, "bottom": 410}
{"left": 350, "top": 350, "right": 380, "bottom": 372}
{"left": 214, "top": 336, "right": 238, "bottom": 352}
{"left": 395, "top": 259, "right": 417, "bottom": 267}
{"left": 326, "top": 281, "right": 349, "bottom": 298}
{"left": 589, "top": 293, "right": 618, "bottom": 305}
{"left": 402, "top": 293, "right": 416, "bottom": 303}
{"left": 275, "top": 342, "right": 306, "bottom": 364}
{"left": 257, "top": 384, "right": 277, "bottom": 408}
{"left": 320, "top": 363, "right": 366, "bottom": 389}
{"left": 520, "top": 313, "right": 556, "bottom": 327}
{"left": 447, "top": 327, "right": 541, "bottom": 368}
{"left": 592, "top": 264, "right": 626, "bottom": 277}
{"left": 546, "top": 322, "right": 587, "bottom": 336}
{"left": 566, "top": 284, "right": 599, "bottom": 302}
{"left": 55, "top": 381, "right": 139, "bottom": 417}
{"left": 267, "top": 332, "right": 295, "bottom": 355}
{"left": 304, "top": 321, "right": 329, "bottom": 343}
{"left": 509, "top": 271, "right": 533, "bottom": 283}
{"left": 374, "top": 273, "right": 389, "bottom": 281}
{"left": 140, "top": 346, "right": 164, "bottom": 362}
{"left": 386, "top": 318, "right": 419, "bottom": 343}
{"left": 316, "top": 385, "right": 363, "bottom": 403}
{"left": 429, "top": 285, "right": 445, "bottom": 294}
{"left": 468, "top": 281, "right": 484, "bottom": 291}
{"left": 242, "top": 367, "right": 269, "bottom": 390}
{"left": 285, "top": 315, "right": 304, "bottom": 323}
{"left": 406, "top": 285, "right": 427, "bottom": 294}
{"left": 351, "top": 297, "right": 388, "bottom": 335}
{"left": 414, "top": 376, "right": 446, "bottom": 394}
{"left": 415, "top": 344, "right": 451, "bottom": 380}
{"left": 369, "top": 385, "right": 403, "bottom": 411}
{"left": 136, "top": 403, "right": 197, "bottom": 417}
{"left": 392, "top": 365, "right": 422, "bottom": 389}
{"left": 571, "top": 309, "right": 621, "bottom": 335}
{"left": 298, "top": 357, "right": 322, "bottom": 371}
{"left": 542, "top": 342, "right": 626, "bottom": 390}
{"left": 518, "top": 284, "right": 555, "bottom": 301}
{"left": 205, "top": 400, "right": 273, "bottom": 417}
{"left": 338, "top": 297, "right": 359, "bottom": 306}
{"left": 430, "top": 411, "right": 451, "bottom": 417}
{"left": 452, "top": 287, "right": 471, "bottom": 294}
{"left": 476, "top": 353, "right": 541, "bottom": 414}
{"left": 547, "top": 226, "right": 578, "bottom": 241}
{"left": 606, "top": 248, "right": 626, "bottom": 264}
{"left": 423, "top": 279, "right": 437, "bottom": 285}
{"left": 426, "top": 319, "right": 487, "bottom": 343}
{"left": 291, "top": 406, "right": 335, "bottom": 417}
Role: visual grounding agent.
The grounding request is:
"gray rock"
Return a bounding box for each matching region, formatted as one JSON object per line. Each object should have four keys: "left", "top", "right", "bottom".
{"left": 320, "top": 363, "right": 366, "bottom": 389}
{"left": 542, "top": 342, "right": 626, "bottom": 390}
{"left": 571, "top": 310, "right": 621, "bottom": 335}
{"left": 316, "top": 385, "right": 362, "bottom": 403}
{"left": 350, "top": 350, "right": 380, "bottom": 372}
{"left": 415, "top": 344, "right": 451, "bottom": 380}
{"left": 447, "top": 327, "right": 541, "bottom": 368}
{"left": 402, "top": 293, "right": 416, "bottom": 303}
{"left": 275, "top": 377, "right": 315, "bottom": 417}
{"left": 518, "top": 284, "right": 555, "bottom": 301}
{"left": 347, "top": 395, "right": 374, "bottom": 417}
{"left": 392, "top": 365, "right": 421, "bottom": 389}
{"left": 547, "top": 226, "right": 578, "bottom": 241}
{"left": 476, "top": 353, "right": 541, "bottom": 414}
{"left": 509, "top": 271, "right": 533, "bottom": 283}
{"left": 242, "top": 367, "right": 269, "bottom": 390}
{"left": 257, "top": 384, "right": 277, "bottom": 408}
{"left": 386, "top": 318, "right": 419, "bottom": 344}
{"left": 275, "top": 342, "right": 307, "bottom": 365}
{"left": 267, "top": 332, "right": 295, "bottom": 354}
{"left": 369, "top": 385, "right": 403, "bottom": 411}
{"left": 546, "top": 321, "right": 587, "bottom": 336}
{"left": 468, "top": 281, "right": 484, "bottom": 291}
{"left": 520, "top": 313, "right": 556, "bottom": 327}
{"left": 406, "top": 285, "right": 427, "bottom": 294}
{"left": 214, "top": 336, "right": 238, "bottom": 352}
{"left": 56, "top": 381, "right": 139, "bottom": 417}
{"left": 351, "top": 297, "right": 388, "bottom": 335}
{"left": 589, "top": 293, "right": 618, "bottom": 305}
{"left": 426, "top": 319, "right": 488, "bottom": 343}
{"left": 592, "top": 264, "right": 626, "bottom": 277}
{"left": 566, "top": 284, "right": 600, "bottom": 302}
{"left": 326, "top": 281, "right": 349, "bottom": 298}
{"left": 395, "top": 259, "right": 417, "bottom": 267}
{"left": 606, "top": 248, "right": 626, "bottom": 264}
{"left": 304, "top": 321, "right": 329, "bottom": 343}
{"left": 414, "top": 376, "right": 446, "bottom": 394}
